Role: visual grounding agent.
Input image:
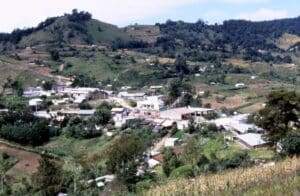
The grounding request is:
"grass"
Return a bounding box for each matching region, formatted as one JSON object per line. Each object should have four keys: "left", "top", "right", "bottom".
{"left": 249, "top": 148, "right": 276, "bottom": 161}
{"left": 38, "top": 135, "right": 111, "bottom": 160}
{"left": 87, "top": 19, "right": 131, "bottom": 43}
{"left": 63, "top": 52, "right": 123, "bottom": 81}
{"left": 173, "top": 130, "right": 185, "bottom": 140}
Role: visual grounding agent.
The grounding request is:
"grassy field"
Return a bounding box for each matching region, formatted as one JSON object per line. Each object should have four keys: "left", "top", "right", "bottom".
{"left": 38, "top": 135, "right": 112, "bottom": 161}
{"left": 87, "top": 19, "right": 131, "bottom": 43}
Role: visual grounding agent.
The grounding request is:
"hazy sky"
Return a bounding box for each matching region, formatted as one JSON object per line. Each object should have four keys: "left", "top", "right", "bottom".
{"left": 0, "top": 0, "right": 299, "bottom": 32}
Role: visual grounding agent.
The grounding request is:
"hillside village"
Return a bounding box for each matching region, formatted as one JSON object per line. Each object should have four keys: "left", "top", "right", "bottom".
{"left": 0, "top": 77, "right": 283, "bottom": 188}
{"left": 23, "top": 80, "right": 269, "bottom": 148}
{"left": 0, "top": 10, "right": 299, "bottom": 196}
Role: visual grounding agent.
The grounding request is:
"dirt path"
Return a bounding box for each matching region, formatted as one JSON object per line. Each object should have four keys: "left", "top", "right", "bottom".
{"left": 0, "top": 143, "right": 41, "bottom": 176}
{"left": 151, "top": 133, "right": 171, "bottom": 153}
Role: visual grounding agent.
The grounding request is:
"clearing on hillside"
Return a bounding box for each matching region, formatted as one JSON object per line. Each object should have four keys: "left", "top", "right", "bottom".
{"left": 0, "top": 143, "right": 41, "bottom": 178}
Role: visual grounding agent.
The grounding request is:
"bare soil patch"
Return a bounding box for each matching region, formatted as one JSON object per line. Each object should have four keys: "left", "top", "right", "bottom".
{"left": 0, "top": 143, "right": 41, "bottom": 177}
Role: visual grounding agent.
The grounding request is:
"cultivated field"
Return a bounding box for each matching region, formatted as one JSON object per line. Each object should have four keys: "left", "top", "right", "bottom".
{"left": 144, "top": 157, "right": 300, "bottom": 196}
{"left": 0, "top": 142, "right": 41, "bottom": 177}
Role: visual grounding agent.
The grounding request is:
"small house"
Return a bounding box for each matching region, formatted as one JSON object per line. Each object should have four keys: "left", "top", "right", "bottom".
{"left": 235, "top": 133, "right": 268, "bottom": 148}
{"left": 147, "top": 158, "right": 160, "bottom": 168}
{"left": 160, "top": 107, "right": 214, "bottom": 121}
{"left": 164, "top": 138, "right": 179, "bottom": 148}
{"left": 137, "top": 96, "right": 165, "bottom": 111}
{"left": 235, "top": 83, "right": 246, "bottom": 89}
{"left": 29, "top": 98, "right": 43, "bottom": 107}
{"left": 118, "top": 91, "right": 146, "bottom": 101}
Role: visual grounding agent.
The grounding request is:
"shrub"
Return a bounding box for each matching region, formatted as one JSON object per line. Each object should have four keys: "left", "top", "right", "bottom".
{"left": 128, "top": 100, "right": 137, "bottom": 108}
{"left": 170, "top": 165, "right": 194, "bottom": 179}
{"left": 0, "top": 111, "right": 50, "bottom": 146}
{"left": 280, "top": 133, "right": 300, "bottom": 156}
{"left": 221, "top": 151, "right": 252, "bottom": 169}
{"left": 162, "top": 148, "right": 182, "bottom": 177}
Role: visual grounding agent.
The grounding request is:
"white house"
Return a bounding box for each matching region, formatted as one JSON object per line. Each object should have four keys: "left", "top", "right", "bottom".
{"left": 52, "top": 98, "right": 70, "bottom": 106}
{"left": 212, "top": 114, "right": 262, "bottom": 134}
{"left": 160, "top": 107, "right": 214, "bottom": 121}
{"left": 60, "top": 109, "right": 95, "bottom": 117}
{"left": 176, "top": 120, "right": 189, "bottom": 130}
{"left": 137, "top": 96, "right": 164, "bottom": 111}
{"left": 147, "top": 158, "right": 160, "bottom": 168}
{"left": 23, "top": 87, "right": 43, "bottom": 97}
{"left": 121, "top": 86, "right": 132, "bottom": 90}
{"left": 73, "top": 94, "right": 87, "bottom": 104}
{"left": 33, "top": 111, "right": 54, "bottom": 119}
{"left": 29, "top": 98, "right": 43, "bottom": 107}
{"left": 235, "top": 83, "right": 246, "bottom": 88}
{"left": 164, "top": 138, "right": 179, "bottom": 147}
{"left": 111, "top": 107, "right": 126, "bottom": 114}
{"left": 235, "top": 133, "right": 268, "bottom": 148}
{"left": 0, "top": 109, "right": 9, "bottom": 113}
{"left": 118, "top": 92, "right": 146, "bottom": 101}
{"left": 57, "top": 87, "right": 99, "bottom": 97}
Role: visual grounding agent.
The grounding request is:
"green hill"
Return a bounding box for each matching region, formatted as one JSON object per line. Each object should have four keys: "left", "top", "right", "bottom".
{"left": 1, "top": 9, "right": 132, "bottom": 49}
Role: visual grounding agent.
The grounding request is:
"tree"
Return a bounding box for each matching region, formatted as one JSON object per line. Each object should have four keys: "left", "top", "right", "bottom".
{"left": 42, "top": 80, "right": 54, "bottom": 90}
{"left": 50, "top": 50, "right": 60, "bottom": 61}
{"left": 255, "top": 90, "right": 300, "bottom": 144}
{"left": 186, "top": 119, "right": 197, "bottom": 134}
{"left": 0, "top": 110, "right": 50, "bottom": 145}
{"left": 280, "top": 132, "right": 300, "bottom": 156}
{"left": 105, "top": 134, "right": 146, "bottom": 187}
{"left": 194, "top": 95, "right": 203, "bottom": 107}
{"left": 199, "top": 123, "right": 220, "bottom": 137}
{"left": 180, "top": 93, "right": 193, "bottom": 107}
{"left": 168, "top": 79, "right": 182, "bottom": 102}
{"left": 170, "top": 165, "right": 194, "bottom": 179}
{"left": 94, "top": 103, "right": 112, "bottom": 125}
{"left": 175, "top": 55, "right": 190, "bottom": 76}
{"left": 181, "top": 138, "right": 204, "bottom": 165}
{"left": 162, "top": 148, "right": 181, "bottom": 177}
{"left": 64, "top": 117, "right": 102, "bottom": 139}
{"left": 167, "top": 79, "right": 193, "bottom": 104}
{"left": 32, "top": 157, "right": 63, "bottom": 195}
{"left": 72, "top": 73, "right": 98, "bottom": 87}
{"left": 78, "top": 102, "right": 92, "bottom": 110}
{"left": 0, "top": 96, "right": 27, "bottom": 112}
{"left": 64, "top": 158, "right": 83, "bottom": 194}
{"left": 0, "top": 154, "right": 11, "bottom": 193}
{"left": 1, "top": 78, "right": 24, "bottom": 96}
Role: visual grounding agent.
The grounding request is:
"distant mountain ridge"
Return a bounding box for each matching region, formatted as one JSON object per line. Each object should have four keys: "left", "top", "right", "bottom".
{"left": 0, "top": 10, "right": 299, "bottom": 61}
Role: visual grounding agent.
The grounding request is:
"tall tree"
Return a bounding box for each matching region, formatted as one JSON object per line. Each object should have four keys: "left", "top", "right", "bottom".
{"left": 32, "top": 157, "right": 63, "bottom": 195}
{"left": 255, "top": 90, "right": 300, "bottom": 144}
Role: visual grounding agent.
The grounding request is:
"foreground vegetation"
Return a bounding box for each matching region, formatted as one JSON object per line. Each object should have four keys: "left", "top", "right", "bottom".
{"left": 144, "top": 157, "right": 300, "bottom": 196}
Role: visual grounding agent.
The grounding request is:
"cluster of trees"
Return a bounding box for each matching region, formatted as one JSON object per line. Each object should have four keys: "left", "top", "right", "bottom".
{"left": 0, "top": 17, "right": 58, "bottom": 44}
{"left": 0, "top": 110, "right": 50, "bottom": 146}
{"left": 1, "top": 77, "right": 24, "bottom": 97}
{"left": 64, "top": 117, "right": 102, "bottom": 139}
{"left": 112, "top": 38, "right": 149, "bottom": 50}
{"left": 167, "top": 79, "right": 193, "bottom": 104}
{"left": 67, "top": 9, "right": 92, "bottom": 22}
{"left": 72, "top": 73, "right": 98, "bottom": 87}
{"left": 64, "top": 102, "right": 112, "bottom": 139}
{"left": 152, "top": 17, "right": 300, "bottom": 62}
